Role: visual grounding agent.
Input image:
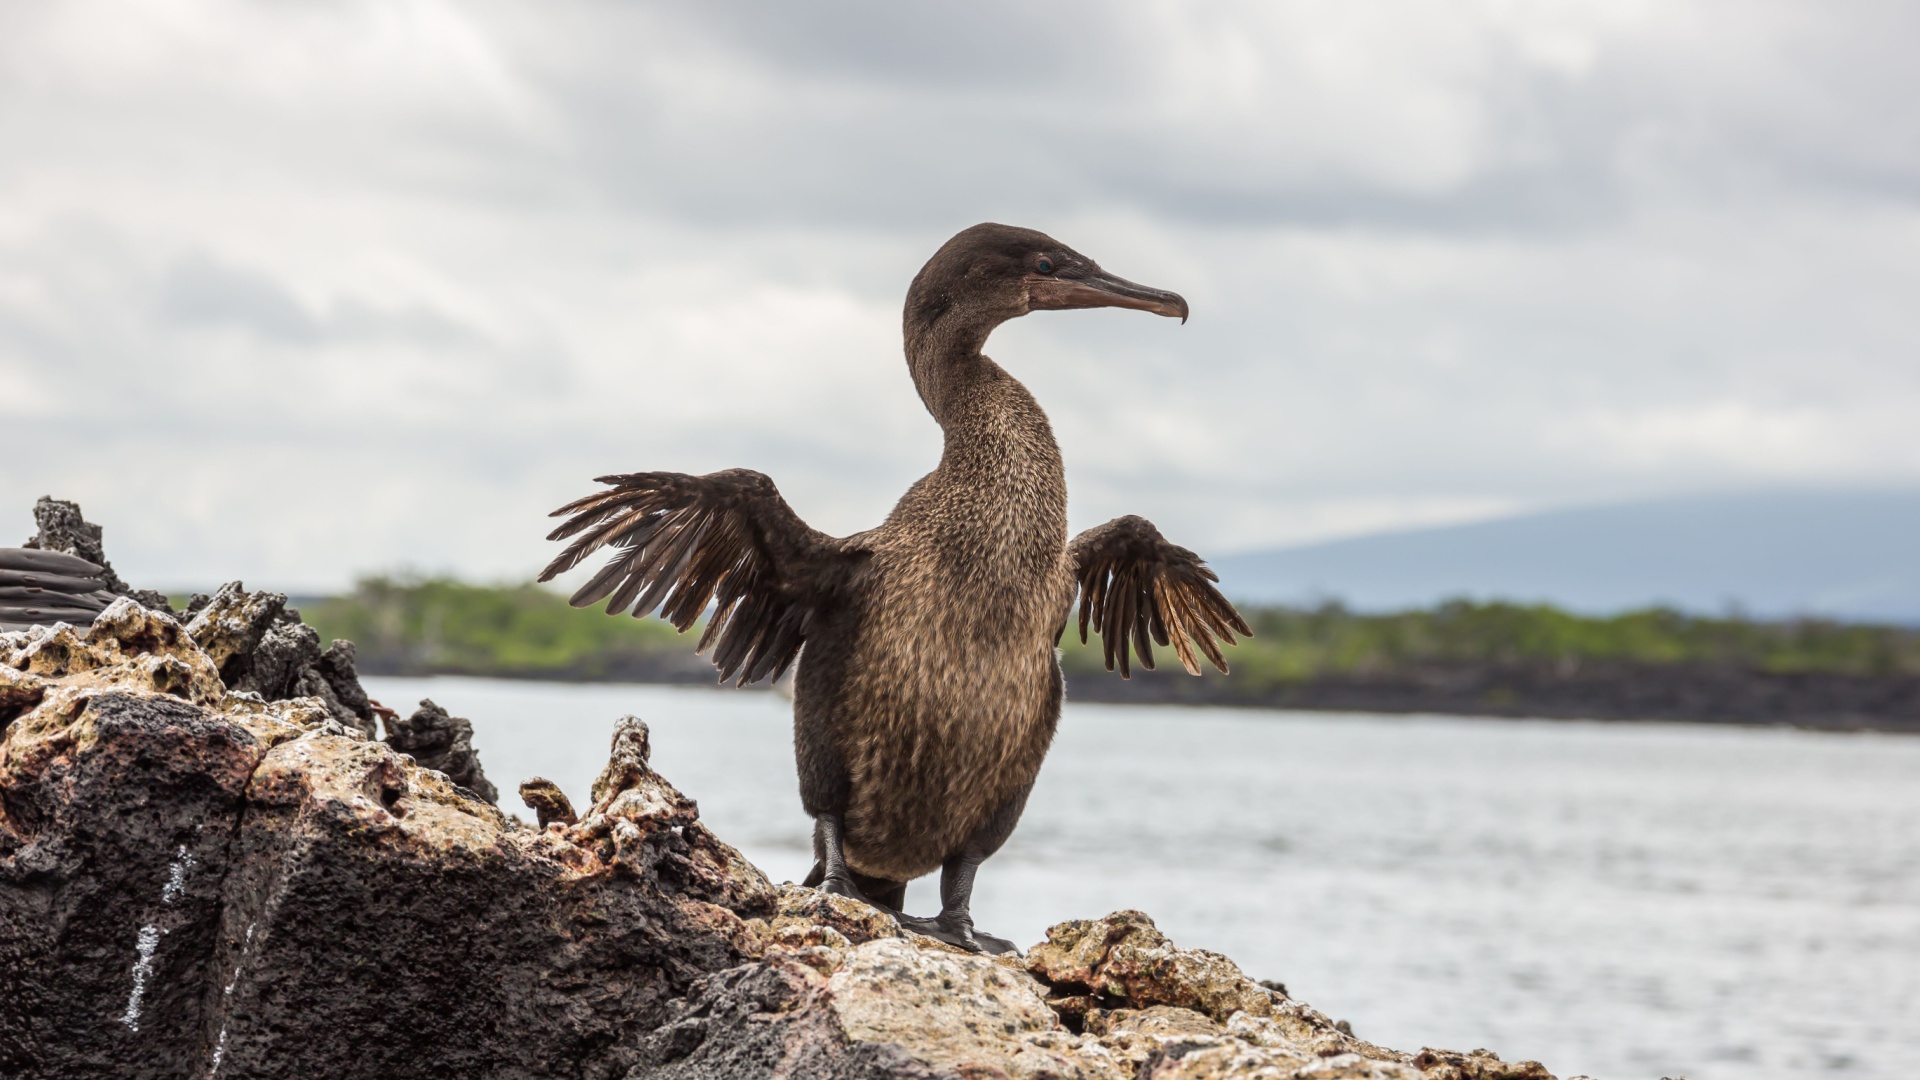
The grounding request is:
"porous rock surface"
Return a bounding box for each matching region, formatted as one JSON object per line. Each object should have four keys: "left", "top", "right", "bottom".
{"left": 0, "top": 600, "right": 1583, "bottom": 1080}
{"left": 20, "top": 495, "right": 171, "bottom": 613}
{"left": 183, "top": 581, "right": 380, "bottom": 740}
{"left": 385, "top": 697, "right": 499, "bottom": 804}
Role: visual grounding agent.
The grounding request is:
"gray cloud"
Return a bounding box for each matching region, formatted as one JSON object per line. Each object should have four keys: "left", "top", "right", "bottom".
{"left": 2, "top": 0, "right": 1918, "bottom": 592}
{"left": 160, "top": 254, "right": 323, "bottom": 340}
{"left": 160, "top": 253, "right": 481, "bottom": 346}
{"left": 518, "top": 2, "right": 1920, "bottom": 233}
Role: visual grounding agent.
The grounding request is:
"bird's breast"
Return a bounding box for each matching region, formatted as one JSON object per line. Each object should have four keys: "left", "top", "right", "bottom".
{"left": 857, "top": 365, "right": 1077, "bottom": 679}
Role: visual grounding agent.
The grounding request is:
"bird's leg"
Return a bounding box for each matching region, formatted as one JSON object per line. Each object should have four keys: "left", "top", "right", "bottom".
{"left": 893, "top": 853, "right": 1017, "bottom": 956}
{"left": 895, "top": 784, "right": 1032, "bottom": 956}
{"left": 811, "top": 813, "right": 865, "bottom": 901}
{"left": 935, "top": 853, "right": 1019, "bottom": 955}
{"left": 852, "top": 874, "right": 906, "bottom": 911}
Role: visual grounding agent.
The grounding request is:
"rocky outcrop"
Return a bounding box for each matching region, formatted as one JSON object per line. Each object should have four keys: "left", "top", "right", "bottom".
{"left": 19, "top": 495, "right": 172, "bottom": 614}
{"left": 384, "top": 698, "right": 499, "bottom": 805}
{"left": 182, "top": 581, "right": 382, "bottom": 740}
{"left": 5, "top": 497, "right": 383, "bottom": 738}
{"left": 0, "top": 599, "right": 773, "bottom": 1079}
{"left": 0, "top": 600, "right": 1590, "bottom": 1080}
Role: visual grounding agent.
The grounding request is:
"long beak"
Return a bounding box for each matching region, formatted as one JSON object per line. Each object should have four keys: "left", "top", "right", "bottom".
{"left": 1027, "top": 269, "right": 1189, "bottom": 323}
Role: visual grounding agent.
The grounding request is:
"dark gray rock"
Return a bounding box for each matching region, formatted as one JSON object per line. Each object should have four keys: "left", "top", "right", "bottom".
{"left": 384, "top": 698, "right": 499, "bottom": 804}
{"left": 21, "top": 496, "right": 170, "bottom": 613}
{"left": 184, "top": 582, "right": 379, "bottom": 739}
{"left": 0, "top": 663, "right": 777, "bottom": 1080}
{"left": 0, "top": 692, "right": 265, "bottom": 1079}
{"left": 315, "top": 639, "right": 374, "bottom": 721}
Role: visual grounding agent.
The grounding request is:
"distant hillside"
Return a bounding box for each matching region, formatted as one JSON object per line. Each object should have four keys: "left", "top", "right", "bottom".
{"left": 1210, "top": 490, "right": 1920, "bottom": 623}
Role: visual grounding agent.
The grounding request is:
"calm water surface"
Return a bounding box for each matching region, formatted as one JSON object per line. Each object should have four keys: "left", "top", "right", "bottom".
{"left": 365, "top": 676, "right": 1920, "bottom": 1080}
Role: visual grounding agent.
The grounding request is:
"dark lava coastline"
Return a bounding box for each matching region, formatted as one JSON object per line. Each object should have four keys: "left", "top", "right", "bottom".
{"left": 1058, "top": 660, "right": 1920, "bottom": 734}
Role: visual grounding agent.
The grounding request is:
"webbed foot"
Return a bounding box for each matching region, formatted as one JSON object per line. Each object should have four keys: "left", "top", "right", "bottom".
{"left": 970, "top": 929, "right": 1020, "bottom": 956}
{"left": 895, "top": 912, "right": 1021, "bottom": 956}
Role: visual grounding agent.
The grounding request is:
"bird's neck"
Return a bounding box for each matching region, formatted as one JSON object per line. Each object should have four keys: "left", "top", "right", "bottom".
{"left": 905, "top": 326, "right": 1065, "bottom": 515}
{"left": 905, "top": 320, "right": 994, "bottom": 427}
{"left": 907, "top": 327, "right": 1057, "bottom": 451}
{"left": 899, "top": 322, "right": 1069, "bottom": 607}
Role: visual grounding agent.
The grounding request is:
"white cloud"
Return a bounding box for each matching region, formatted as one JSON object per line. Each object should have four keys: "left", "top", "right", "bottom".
{"left": 2, "top": 0, "right": 1917, "bottom": 590}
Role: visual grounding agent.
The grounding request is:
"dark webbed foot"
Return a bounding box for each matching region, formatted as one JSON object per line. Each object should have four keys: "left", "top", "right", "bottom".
{"left": 894, "top": 911, "right": 1020, "bottom": 956}
{"left": 807, "top": 811, "right": 1023, "bottom": 956}
{"left": 969, "top": 929, "right": 1020, "bottom": 956}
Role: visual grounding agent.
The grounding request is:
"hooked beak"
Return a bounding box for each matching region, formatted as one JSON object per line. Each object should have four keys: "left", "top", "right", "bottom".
{"left": 1026, "top": 269, "right": 1189, "bottom": 323}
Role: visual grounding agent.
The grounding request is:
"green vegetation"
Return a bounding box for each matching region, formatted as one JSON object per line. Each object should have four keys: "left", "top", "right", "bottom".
{"left": 1056, "top": 599, "right": 1920, "bottom": 689}
{"left": 306, "top": 576, "right": 1920, "bottom": 686}
{"left": 304, "top": 575, "right": 696, "bottom": 679}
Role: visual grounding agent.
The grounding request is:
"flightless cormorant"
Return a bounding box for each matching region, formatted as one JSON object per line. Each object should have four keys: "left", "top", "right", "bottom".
{"left": 541, "top": 223, "right": 1249, "bottom": 953}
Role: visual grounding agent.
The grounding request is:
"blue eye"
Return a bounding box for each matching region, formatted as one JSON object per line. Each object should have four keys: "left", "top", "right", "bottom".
{"left": 1036, "top": 258, "right": 1054, "bottom": 273}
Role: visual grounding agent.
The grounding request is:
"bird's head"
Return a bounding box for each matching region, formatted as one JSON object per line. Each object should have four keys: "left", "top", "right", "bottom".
{"left": 905, "top": 223, "right": 1188, "bottom": 346}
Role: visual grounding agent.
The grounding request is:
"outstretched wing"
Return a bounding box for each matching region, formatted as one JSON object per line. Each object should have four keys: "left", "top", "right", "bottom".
{"left": 538, "top": 469, "right": 845, "bottom": 686}
{"left": 1065, "top": 515, "right": 1252, "bottom": 679}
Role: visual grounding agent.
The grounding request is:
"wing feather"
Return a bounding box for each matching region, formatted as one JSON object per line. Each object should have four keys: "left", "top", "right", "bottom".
{"left": 1065, "top": 515, "right": 1250, "bottom": 680}
{"left": 539, "top": 469, "right": 845, "bottom": 686}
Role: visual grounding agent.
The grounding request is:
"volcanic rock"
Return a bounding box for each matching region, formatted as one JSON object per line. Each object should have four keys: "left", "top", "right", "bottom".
{"left": 0, "top": 601, "right": 1588, "bottom": 1080}
{"left": 520, "top": 776, "right": 579, "bottom": 827}
{"left": 184, "top": 581, "right": 379, "bottom": 738}
{"left": 381, "top": 697, "right": 498, "bottom": 804}
{"left": 20, "top": 495, "right": 171, "bottom": 613}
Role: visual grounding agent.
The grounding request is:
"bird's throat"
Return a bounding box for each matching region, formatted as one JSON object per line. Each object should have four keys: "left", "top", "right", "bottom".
{"left": 904, "top": 334, "right": 1070, "bottom": 590}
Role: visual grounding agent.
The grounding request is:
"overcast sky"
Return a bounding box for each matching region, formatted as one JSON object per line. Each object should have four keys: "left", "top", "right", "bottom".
{"left": 3, "top": 1, "right": 1917, "bottom": 593}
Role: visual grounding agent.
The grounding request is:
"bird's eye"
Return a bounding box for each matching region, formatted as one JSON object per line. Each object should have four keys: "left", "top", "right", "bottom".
{"left": 1036, "top": 257, "right": 1054, "bottom": 274}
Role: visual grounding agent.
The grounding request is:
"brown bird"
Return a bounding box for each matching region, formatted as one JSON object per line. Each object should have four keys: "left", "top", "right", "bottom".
{"left": 540, "top": 223, "right": 1250, "bottom": 953}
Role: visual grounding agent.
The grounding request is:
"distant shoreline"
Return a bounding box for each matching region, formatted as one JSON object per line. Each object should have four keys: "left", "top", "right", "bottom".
{"left": 355, "top": 660, "right": 1920, "bottom": 735}
{"left": 314, "top": 578, "right": 1920, "bottom": 736}
{"left": 1059, "top": 663, "right": 1920, "bottom": 734}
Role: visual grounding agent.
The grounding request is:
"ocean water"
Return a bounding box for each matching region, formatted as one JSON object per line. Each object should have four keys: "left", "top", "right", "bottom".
{"left": 363, "top": 676, "right": 1920, "bottom": 1080}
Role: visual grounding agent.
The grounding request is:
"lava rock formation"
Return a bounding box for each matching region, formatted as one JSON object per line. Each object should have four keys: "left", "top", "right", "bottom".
{"left": 0, "top": 595, "right": 1582, "bottom": 1080}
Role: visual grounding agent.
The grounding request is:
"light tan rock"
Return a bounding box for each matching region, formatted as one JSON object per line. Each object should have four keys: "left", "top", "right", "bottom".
{"left": 247, "top": 733, "right": 508, "bottom": 852}
{"left": 1404, "top": 1047, "right": 1559, "bottom": 1080}
{"left": 772, "top": 881, "right": 908, "bottom": 945}
{"left": 829, "top": 936, "right": 1121, "bottom": 1079}
{"left": 1140, "top": 1044, "right": 1419, "bottom": 1079}
{"left": 3, "top": 599, "right": 225, "bottom": 708}
{"left": 1021, "top": 911, "right": 1562, "bottom": 1079}
{"left": 182, "top": 581, "right": 280, "bottom": 672}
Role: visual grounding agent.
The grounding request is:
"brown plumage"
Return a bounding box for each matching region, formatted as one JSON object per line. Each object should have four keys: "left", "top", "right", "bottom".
{"left": 539, "top": 223, "right": 1248, "bottom": 953}
{"left": 1068, "top": 515, "right": 1250, "bottom": 679}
